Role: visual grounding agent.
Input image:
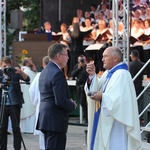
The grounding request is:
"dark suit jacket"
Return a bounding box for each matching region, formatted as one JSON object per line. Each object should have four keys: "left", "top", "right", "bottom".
{"left": 129, "top": 59, "right": 145, "bottom": 96}
{"left": 35, "top": 30, "right": 52, "bottom": 41}
{"left": 37, "top": 62, "right": 75, "bottom": 133}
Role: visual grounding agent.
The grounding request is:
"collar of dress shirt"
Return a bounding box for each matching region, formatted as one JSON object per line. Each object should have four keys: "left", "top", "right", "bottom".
{"left": 51, "top": 61, "right": 61, "bottom": 70}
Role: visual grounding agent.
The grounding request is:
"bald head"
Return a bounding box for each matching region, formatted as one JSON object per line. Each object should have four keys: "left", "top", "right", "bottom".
{"left": 22, "top": 57, "right": 31, "bottom": 66}
{"left": 102, "top": 46, "right": 123, "bottom": 70}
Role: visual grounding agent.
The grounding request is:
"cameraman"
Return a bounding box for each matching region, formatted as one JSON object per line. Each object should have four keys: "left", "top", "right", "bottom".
{"left": 0, "top": 56, "right": 30, "bottom": 150}
{"left": 71, "top": 55, "right": 88, "bottom": 123}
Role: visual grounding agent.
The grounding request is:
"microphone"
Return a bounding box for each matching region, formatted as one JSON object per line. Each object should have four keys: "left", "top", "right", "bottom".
{"left": 25, "top": 82, "right": 30, "bottom": 85}
{"left": 20, "top": 81, "right": 30, "bottom": 85}
{"left": 41, "top": 26, "right": 44, "bottom": 30}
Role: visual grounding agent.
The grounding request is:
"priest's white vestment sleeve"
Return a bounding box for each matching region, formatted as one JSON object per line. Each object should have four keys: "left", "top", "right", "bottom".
{"left": 84, "top": 71, "right": 108, "bottom": 150}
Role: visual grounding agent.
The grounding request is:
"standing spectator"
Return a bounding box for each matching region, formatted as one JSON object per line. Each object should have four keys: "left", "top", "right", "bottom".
{"left": 143, "top": 19, "right": 150, "bottom": 78}
{"left": 71, "top": 55, "right": 88, "bottom": 123}
{"left": 140, "top": 5, "right": 147, "bottom": 20}
{"left": 36, "top": 43, "right": 77, "bottom": 150}
{"left": 129, "top": 50, "right": 145, "bottom": 115}
{"left": 68, "top": 22, "right": 94, "bottom": 74}
{"left": 100, "top": 2, "right": 109, "bottom": 18}
{"left": 131, "top": 20, "right": 144, "bottom": 39}
{"left": 77, "top": 9, "right": 85, "bottom": 27}
{"left": 57, "top": 23, "right": 71, "bottom": 79}
{"left": 0, "top": 56, "right": 30, "bottom": 150}
{"left": 82, "top": 18, "right": 95, "bottom": 62}
{"left": 36, "top": 21, "right": 56, "bottom": 41}
{"left": 43, "top": 21, "right": 56, "bottom": 35}
{"left": 132, "top": 0, "right": 142, "bottom": 10}
{"left": 90, "top": 4, "right": 98, "bottom": 19}
{"left": 29, "top": 56, "right": 49, "bottom": 150}
{"left": 57, "top": 23, "right": 71, "bottom": 43}
{"left": 85, "top": 46, "right": 141, "bottom": 150}
{"left": 84, "top": 11, "right": 95, "bottom": 25}
{"left": 98, "top": 11, "right": 108, "bottom": 24}
{"left": 145, "top": 8, "right": 150, "bottom": 19}
{"left": 20, "top": 58, "right": 37, "bottom": 133}
{"left": 94, "top": 20, "right": 111, "bottom": 72}
{"left": 69, "top": 16, "right": 83, "bottom": 31}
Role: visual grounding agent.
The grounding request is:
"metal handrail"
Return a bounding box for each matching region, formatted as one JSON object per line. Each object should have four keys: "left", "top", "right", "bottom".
{"left": 131, "top": 59, "right": 150, "bottom": 118}
{"left": 137, "top": 82, "right": 150, "bottom": 101}
{"left": 139, "top": 103, "right": 150, "bottom": 118}
{"left": 140, "top": 121, "right": 150, "bottom": 133}
{"left": 133, "top": 58, "right": 150, "bottom": 82}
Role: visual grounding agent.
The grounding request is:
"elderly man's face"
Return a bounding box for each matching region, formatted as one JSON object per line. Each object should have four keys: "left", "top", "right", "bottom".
{"left": 102, "top": 48, "right": 117, "bottom": 70}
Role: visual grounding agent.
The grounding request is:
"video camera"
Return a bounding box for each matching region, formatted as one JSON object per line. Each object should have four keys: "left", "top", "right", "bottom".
{"left": 79, "top": 58, "right": 85, "bottom": 63}
{"left": 1, "top": 67, "right": 16, "bottom": 83}
{"left": 3, "top": 67, "right": 16, "bottom": 76}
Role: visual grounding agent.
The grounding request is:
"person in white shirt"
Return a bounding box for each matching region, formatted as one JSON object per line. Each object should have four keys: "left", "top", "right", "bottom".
{"left": 43, "top": 21, "right": 56, "bottom": 35}
{"left": 29, "top": 56, "right": 49, "bottom": 150}
{"left": 20, "top": 58, "right": 37, "bottom": 133}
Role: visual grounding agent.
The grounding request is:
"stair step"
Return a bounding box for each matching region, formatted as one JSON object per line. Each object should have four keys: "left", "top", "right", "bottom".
{"left": 142, "top": 142, "right": 150, "bottom": 150}
{"left": 141, "top": 127, "right": 150, "bottom": 132}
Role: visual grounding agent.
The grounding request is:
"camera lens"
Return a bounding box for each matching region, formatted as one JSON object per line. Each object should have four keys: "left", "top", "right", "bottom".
{"left": 80, "top": 58, "right": 84, "bottom": 63}
{"left": 3, "top": 67, "right": 15, "bottom": 76}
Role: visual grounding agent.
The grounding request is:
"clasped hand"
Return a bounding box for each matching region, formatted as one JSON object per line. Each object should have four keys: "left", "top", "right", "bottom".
{"left": 89, "top": 91, "right": 102, "bottom": 101}
{"left": 70, "top": 99, "right": 77, "bottom": 109}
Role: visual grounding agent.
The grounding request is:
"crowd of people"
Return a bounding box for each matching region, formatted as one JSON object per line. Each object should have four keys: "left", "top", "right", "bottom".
{"left": 34, "top": 0, "right": 150, "bottom": 79}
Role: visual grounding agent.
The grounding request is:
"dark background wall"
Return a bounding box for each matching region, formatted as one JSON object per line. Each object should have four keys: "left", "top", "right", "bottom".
{"left": 41, "top": 0, "right": 101, "bottom": 32}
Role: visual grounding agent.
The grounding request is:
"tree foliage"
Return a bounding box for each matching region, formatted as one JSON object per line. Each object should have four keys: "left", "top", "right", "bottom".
{"left": 6, "top": 0, "right": 41, "bottom": 55}
{"left": 7, "top": 0, "right": 40, "bottom": 30}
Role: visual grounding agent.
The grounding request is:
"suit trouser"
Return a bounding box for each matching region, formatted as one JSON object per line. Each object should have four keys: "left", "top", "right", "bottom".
{"left": 0, "top": 105, "right": 21, "bottom": 150}
{"left": 76, "top": 85, "right": 88, "bottom": 122}
{"left": 44, "top": 131, "right": 66, "bottom": 150}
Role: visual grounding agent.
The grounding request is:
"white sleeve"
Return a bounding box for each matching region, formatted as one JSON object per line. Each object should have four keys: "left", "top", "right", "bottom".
{"left": 29, "top": 73, "right": 40, "bottom": 106}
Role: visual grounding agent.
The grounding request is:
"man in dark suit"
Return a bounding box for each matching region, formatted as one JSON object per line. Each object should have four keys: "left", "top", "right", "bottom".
{"left": 37, "top": 43, "right": 77, "bottom": 150}
{"left": 129, "top": 50, "right": 145, "bottom": 115}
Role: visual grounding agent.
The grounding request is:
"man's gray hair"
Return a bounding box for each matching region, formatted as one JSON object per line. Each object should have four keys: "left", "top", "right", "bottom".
{"left": 48, "top": 43, "right": 67, "bottom": 59}
{"left": 42, "top": 56, "right": 49, "bottom": 65}
{"left": 111, "top": 46, "right": 123, "bottom": 61}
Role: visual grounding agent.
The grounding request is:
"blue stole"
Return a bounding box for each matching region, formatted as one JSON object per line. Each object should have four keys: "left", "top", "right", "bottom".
{"left": 90, "top": 63, "right": 128, "bottom": 150}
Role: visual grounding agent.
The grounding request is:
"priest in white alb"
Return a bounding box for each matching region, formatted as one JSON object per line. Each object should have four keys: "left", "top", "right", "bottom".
{"left": 85, "top": 46, "right": 141, "bottom": 150}
{"left": 20, "top": 58, "right": 37, "bottom": 133}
